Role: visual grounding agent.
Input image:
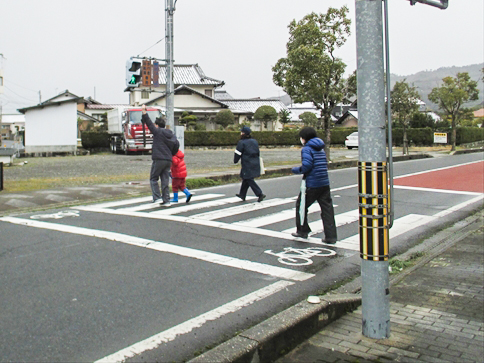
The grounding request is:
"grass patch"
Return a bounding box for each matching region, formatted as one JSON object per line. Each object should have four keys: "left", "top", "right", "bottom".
{"left": 186, "top": 178, "right": 221, "bottom": 189}
{"left": 389, "top": 252, "right": 424, "bottom": 274}
{"left": 3, "top": 173, "right": 150, "bottom": 193}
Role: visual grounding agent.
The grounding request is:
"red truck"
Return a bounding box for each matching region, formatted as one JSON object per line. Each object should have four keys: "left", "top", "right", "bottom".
{"left": 107, "top": 106, "right": 164, "bottom": 154}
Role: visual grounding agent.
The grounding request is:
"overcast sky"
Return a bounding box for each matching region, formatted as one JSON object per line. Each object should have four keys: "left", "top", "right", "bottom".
{"left": 0, "top": 0, "right": 483, "bottom": 114}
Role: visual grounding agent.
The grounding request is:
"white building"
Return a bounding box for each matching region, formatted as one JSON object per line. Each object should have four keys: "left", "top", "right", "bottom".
{"left": 18, "top": 90, "right": 82, "bottom": 154}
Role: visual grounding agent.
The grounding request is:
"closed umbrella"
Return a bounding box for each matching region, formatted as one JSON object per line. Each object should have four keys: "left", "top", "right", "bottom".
{"left": 299, "top": 178, "right": 306, "bottom": 226}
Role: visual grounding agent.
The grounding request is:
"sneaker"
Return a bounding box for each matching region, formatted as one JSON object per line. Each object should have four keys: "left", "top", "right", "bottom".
{"left": 153, "top": 199, "right": 163, "bottom": 204}
{"left": 160, "top": 202, "right": 171, "bottom": 207}
{"left": 186, "top": 194, "right": 192, "bottom": 203}
{"left": 322, "top": 239, "right": 337, "bottom": 244}
{"left": 236, "top": 194, "right": 246, "bottom": 201}
{"left": 291, "top": 232, "right": 308, "bottom": 239}
{"left": 257, "top": 194, "right": 266, "bottom": 203}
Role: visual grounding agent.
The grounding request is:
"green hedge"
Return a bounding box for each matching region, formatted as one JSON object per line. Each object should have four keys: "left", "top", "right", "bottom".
{"left": 80, "top": 127, "right": 482, "bottom": 149}
{"left": 456, "top": 127, "right": 484, "bottom": 144}
{"left": 184, "top": 128, "right": 358, "bottom": 147}
{"left": 390, "top": 127, "right": 484, "bottom": 146}
{"left": 81, "top": 132, "right": 110, "bottom": 149}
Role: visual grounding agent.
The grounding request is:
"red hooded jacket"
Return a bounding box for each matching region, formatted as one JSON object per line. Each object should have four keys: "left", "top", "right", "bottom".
{"left": 171, "top": 150, "right": 187, "bottom": 178}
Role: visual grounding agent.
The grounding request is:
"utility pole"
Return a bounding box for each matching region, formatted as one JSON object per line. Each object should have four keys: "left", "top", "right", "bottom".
{"left": 165, "top": 0, "right": 175, "bottom": 130}
{"left": 355, "top": 0, "right": 390, "bottom": 339}
{"left": 355, "top": 0, "right": 450, "bottom": 340}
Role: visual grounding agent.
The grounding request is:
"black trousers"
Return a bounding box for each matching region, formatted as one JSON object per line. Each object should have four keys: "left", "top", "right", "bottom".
{"left": 295, "top": 185, "right": 337, "bottom": 241}
{"left": 239, "top": 178, "right": 263, "bottom": 198}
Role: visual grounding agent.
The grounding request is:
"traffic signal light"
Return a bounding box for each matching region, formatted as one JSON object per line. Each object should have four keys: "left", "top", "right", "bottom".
{"left": 126, "top": 58, "right": 141, "bottom": 88}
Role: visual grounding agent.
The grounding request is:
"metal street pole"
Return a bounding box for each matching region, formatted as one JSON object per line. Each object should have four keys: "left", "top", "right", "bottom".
{"left": 355, "top": 0, "right": 390, "bottom": 339}
{"left": 165, "top": 0, "right": 175, "bottom": 130}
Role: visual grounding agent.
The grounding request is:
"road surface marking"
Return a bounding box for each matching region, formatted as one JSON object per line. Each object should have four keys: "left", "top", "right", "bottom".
{"left": 150, "top": 196, "right": 257, "bottom": 215}
{"left": 95, "top": 280, "right": 295, "bottom": 363}
{"left": 393, "top": 159, "right": 483, "bottom": 180}
{"left": 394, "top": 185, "right": 482, "bottom": 195}
{"left": 120, "top": 194, "right": 224, "bottom": 212}
{"left": 191, "top": 197, "right": 296, "bottom": 220}
{"left": 281, "top": 209, "right": 359, "bottom": 235}
{"left": 0, "top": 217, "right": 314, "bottom": 282}
{"left": 73, "top": 205, "right": 352, "bottom": 249}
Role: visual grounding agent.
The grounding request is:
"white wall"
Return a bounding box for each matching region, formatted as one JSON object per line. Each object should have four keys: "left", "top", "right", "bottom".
{"left": 25, "top": 102, "right": 77, "bottom": 153}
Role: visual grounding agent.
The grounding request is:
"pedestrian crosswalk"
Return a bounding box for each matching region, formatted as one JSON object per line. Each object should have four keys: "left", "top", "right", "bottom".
{"left": 72, "top": 191, "right": 451, "bottom": 253}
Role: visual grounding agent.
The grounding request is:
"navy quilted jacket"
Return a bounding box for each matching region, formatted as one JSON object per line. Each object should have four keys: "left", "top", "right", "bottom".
{"left": 291, "top": 138, "right": 329, "bottom": 188}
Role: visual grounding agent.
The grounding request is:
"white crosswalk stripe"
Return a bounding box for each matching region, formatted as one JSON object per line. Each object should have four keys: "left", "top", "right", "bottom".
{"left": 191, "top": 197, "right": 296, "bottom": 221}
{"left": 120, "top": 194, "right": 224, "bottom": 212}
{"left": 150, "top": 196, "right": 257, "bottom": 215}
{"left": 73, "top": 192, "right": 481, "bottom": 253}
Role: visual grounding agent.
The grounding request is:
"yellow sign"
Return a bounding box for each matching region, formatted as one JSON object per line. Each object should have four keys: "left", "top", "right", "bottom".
{"left": 434, "top": 132, "right": 447, "bottom": 144}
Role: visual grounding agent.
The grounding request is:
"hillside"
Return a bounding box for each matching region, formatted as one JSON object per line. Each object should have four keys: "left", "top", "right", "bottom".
{"left": 278, "top": 63, "right": 484, "bottom": 112}
{"left": 390, "top": 63, "right": 484, "bottom": 111}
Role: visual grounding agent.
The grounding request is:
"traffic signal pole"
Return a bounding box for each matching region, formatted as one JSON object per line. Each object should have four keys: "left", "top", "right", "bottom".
{"left": 165, "top": 0, "right": 175, "bottom": 130}
{"left": 355, "top": 0, "right": 390, "bottom": 339}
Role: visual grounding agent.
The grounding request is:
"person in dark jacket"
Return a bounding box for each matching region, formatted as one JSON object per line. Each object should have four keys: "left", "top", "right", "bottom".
{"left": 291, "top": 127, "right": 337, "bottom": 244}
{"left": 141, "top": 104, "right": 179, "bottom": 206}
{"left": 234, "top": 126, "right": 266, "bottom": 202}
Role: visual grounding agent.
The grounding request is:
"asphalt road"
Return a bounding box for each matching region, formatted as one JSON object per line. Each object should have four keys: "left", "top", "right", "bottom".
{"left": 0, "top": 152, "right": 482, "bottom": 362}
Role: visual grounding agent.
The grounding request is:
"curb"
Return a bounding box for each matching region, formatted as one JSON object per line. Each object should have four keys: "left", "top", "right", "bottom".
{"left": 188, "top": 294, "right": 361, "bottom": 363}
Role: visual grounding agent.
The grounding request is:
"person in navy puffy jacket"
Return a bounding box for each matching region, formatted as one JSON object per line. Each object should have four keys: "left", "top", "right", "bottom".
{"left": 291, "top": 127, "right": 337, "bottom": 244}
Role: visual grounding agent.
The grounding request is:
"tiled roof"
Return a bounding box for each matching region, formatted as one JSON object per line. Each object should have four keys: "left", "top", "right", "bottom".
{"left": 156, "top": 64, "right": 224, "bottom": 86}
{"left": 221, "top": 99, "right": 288, "bottom": 113}
{"left": 86, "top": 104, "right": 129, "bottom": 110}
{"left": 146, "top": 85, "right": 228, "bottom": 107}
{"left": 214, "top": 90, "right": 234, "bottom": 100}
{"left": 473, "top": 108, "right": 484, "bottom": 117}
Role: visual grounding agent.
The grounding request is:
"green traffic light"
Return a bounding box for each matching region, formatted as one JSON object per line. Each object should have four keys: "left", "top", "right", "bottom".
{"left": 129, "top": 75, "right": 136, "bottom": 84}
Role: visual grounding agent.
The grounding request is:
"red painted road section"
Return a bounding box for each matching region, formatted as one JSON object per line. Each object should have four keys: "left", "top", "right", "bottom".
{"left": 394, "top": 161, "right": 484, "bottom": 193}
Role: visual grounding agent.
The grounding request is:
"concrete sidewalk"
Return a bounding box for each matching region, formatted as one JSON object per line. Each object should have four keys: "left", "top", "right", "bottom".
{"left": 190, "top": 210, "right": 483, "bottom": 363}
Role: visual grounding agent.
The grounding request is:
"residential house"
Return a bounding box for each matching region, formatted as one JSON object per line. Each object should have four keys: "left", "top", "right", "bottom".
{"left": 0, "top": 113, "right": 25, "bottom": 142}
{"left": 18, "top": 90, "right": 83, "bottom": 154}
{"left": 127, "top": 63, "right": 289, "bottom": 131}
{"left": 220, "top": 98, "right": 288, "bottom": 131}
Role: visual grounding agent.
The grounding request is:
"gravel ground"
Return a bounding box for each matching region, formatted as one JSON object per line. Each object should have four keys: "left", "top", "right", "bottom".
{"left": 3, "top": 147, "right": 317, "bottom": 181}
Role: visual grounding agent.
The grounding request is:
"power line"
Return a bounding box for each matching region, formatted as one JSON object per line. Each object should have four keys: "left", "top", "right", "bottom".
{"left": 137, "top": 38, "right": 165, "bottom": 57}
{"left": 4, "top": 86, "right": 37, "bottom": 102}
{"left": 4, "top": 79, "right": 38, "bottom": 93}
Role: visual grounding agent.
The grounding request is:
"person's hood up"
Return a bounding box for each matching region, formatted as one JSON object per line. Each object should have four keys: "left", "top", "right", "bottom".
{"left": 175, "top": 149, "right": 184, "bottom": 159}
{"left": 306, "top": 137, "right": 325, "bottom": 151}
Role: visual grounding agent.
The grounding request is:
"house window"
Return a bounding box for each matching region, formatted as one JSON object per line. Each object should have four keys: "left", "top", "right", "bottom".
{"left": 141, "top": 91, "right": 150, "bottom": 99}
{"left": 204, "top": 89, "right": 212, "bottom": 97}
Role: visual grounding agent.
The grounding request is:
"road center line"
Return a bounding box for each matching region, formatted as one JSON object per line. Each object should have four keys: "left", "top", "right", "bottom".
{"left": 95, "top": 280, "right": 294, "bottom": 363}
{"left": 0, "top": 217, "right": 314, "bottom": 282}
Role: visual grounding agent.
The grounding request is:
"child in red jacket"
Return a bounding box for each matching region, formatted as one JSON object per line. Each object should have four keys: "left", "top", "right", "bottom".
{"left": 170, "top": 150, "right": 193, "bottom": 203}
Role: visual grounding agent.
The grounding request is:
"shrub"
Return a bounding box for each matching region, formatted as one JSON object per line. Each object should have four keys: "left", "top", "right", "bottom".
{"left": 81, "top": 132, "right": 110, "bottom": 149}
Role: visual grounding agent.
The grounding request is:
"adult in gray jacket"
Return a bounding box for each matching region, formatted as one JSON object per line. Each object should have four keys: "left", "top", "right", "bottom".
{"left": 141, "top": 104, "right": 179, "bottom": 206}
{"left": 234, "top": 126, "right": 266, "bottom": 202}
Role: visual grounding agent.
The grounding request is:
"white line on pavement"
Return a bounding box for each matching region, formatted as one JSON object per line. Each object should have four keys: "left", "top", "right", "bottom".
{"left": 0, "top": 217, "right": 315, "bottom": 281}
{"left": 95, "top": 280, "right": 295, "bottom": 363}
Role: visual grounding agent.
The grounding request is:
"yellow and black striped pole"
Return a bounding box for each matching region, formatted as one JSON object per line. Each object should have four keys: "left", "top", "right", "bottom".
{"left": 358, "top": 161, "right": 389, "bottom": 261}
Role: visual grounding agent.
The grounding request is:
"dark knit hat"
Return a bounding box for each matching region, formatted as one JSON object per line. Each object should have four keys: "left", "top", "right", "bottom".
{"left": 241, "top": 126, "right": 251, "bottom": 135}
